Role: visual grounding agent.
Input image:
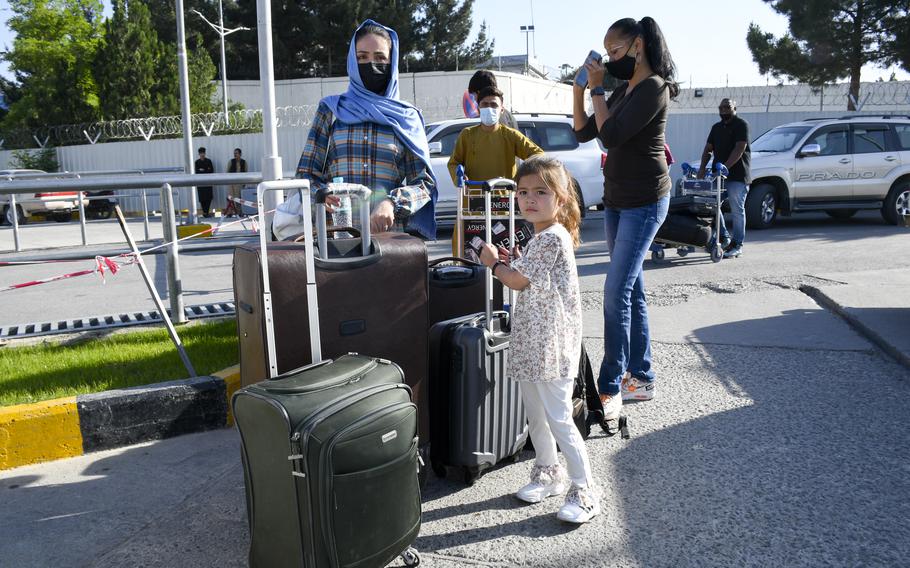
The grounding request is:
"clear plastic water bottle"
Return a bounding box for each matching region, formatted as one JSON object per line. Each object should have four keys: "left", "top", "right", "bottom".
{"left": 331, "top": 177, "right": 352, "bottom": 239}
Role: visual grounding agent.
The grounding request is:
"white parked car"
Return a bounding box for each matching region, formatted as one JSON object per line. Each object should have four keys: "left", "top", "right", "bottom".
{"left": 1, "top": 169, "right": 86, "bottom": 225}
{"left": 425, "top": 114, "right": 606, "bottom": 226}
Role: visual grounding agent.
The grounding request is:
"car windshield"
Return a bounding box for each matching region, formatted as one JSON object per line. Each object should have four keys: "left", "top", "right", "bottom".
{"left": 751, "top": 125, "right": 812, "bottom": 152}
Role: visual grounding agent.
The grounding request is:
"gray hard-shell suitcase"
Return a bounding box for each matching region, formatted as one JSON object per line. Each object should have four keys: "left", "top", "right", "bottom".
{"left": 231, "top": 180, "right": 421, "bottom": 568}
{"left": 428, "top": 178, "right": 529, "bottom": 486}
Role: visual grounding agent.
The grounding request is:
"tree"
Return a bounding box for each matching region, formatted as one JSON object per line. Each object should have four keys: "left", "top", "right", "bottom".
{"left": 95, "top": 0, "right": 159, "bottom": 120}
{"left": 11, "top": 147, "right": 60, "bottom": 172}
{"left": 187, "top": 34, "right": 219, "bottom": 112}
{"left": 1, "top": 0, "right": 105, "bottom": 129}
{"left": 746, "top": 0, "right": 910, "bottom": 110}
{"left": 412, "top": 0, "right": 475, "bottom": 72}
{"left": 462, "top": 20, "right": 495, "bottom": 69}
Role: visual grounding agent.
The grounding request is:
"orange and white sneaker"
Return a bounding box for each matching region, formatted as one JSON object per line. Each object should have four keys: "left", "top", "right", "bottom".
{"left": 621, "top": 375, "right": 655, "bottom": 401}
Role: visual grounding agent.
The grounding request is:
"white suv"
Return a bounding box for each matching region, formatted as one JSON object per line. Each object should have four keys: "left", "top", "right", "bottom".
{"left": 425, "top": 114, "right": 606, "bottom": 225}
{"left": 1, "top": 169, "right": 86, "bottom": 224}
{"left": 745, "top": 115, "right": 910, "bottom": 228}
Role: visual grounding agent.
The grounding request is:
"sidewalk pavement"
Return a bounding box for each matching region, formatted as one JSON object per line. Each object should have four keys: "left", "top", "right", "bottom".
{"left": 1, "top": 267, "right": 909, "bottom": 566}
{"left": 802, "top": 268, "right": 910, "bottom": 369}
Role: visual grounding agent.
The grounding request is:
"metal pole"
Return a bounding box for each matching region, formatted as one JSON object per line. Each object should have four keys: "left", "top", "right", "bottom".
{"left": 218, "top": 0, "right": 229, "bottom": 122}
{"left": 161, "top": 183, "right": 187, "bottom": 324}
{"left": 114, "top": 204, "right": 196, "bottom": 378}
{"left": 9, "top": 192, "right": 21, "bottom": 252}
{"left": 78, "top": 191, "right": 87, "bottom": 246}
{"left": 257, "top": 0, "right": 284, "bottom": 239}
{"left": 176, "top": 0, "right": 198, "bottom": 225}
{"left": 142, "top": 188, "right": 150, "bottom": 241}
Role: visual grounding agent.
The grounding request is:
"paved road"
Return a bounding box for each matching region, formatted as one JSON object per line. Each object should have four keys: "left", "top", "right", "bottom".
{"left": 2, "top": 210, "right": 909, "bottom": 567}
{"left": 1, "top": 210, "right": 907, "bottom": 328}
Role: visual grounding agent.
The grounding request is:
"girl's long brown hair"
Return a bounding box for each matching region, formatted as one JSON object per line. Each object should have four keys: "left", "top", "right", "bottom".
{"left": 515, "top": 155, "right": 582, "bottom": 248}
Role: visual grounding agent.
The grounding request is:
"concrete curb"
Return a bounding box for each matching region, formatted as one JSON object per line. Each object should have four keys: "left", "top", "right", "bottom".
{"left": 0, "top": 365, "right": 240, "bottom": 471}
{"left": 802, "top": 285, "right": 910, "bottom": 371}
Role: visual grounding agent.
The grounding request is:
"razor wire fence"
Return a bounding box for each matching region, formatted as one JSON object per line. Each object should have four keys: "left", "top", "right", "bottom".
{"left": 2, "top": 81, "right": 908, "bottom": 151}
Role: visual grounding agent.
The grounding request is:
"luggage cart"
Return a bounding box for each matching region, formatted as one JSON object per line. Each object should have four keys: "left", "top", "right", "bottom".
{"left": 650, "top": 161, "right": 729, "bottom": 263}
{"left": 452, "top": 165, "right": 534, "bottom": 262}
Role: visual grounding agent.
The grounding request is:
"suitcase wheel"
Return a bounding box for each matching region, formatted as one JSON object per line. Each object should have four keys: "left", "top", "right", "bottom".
{"left": 677, "top": 247, "right": 689, "bottom": 257}
{"left": 431, "top": 460, "right": 447, "bottom": 479}
{"left": 710, "top": 245, "right": 723, "bottom": 263}
{"left": 400, "top": 547, "right": 421, "bottom": 567}
{"left": 651, "top": 248, "right": 665, "bottom": 261}
{"left": 599, "top": 415, "right": 631, "bottom": 439}
{"left": 463, "top": 467, "right": 480, "bottom": 486}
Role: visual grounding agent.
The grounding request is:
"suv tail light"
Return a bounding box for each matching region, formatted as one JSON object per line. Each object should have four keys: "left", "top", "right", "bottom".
{"left": 35, "top": 192, "right": 78, "bottom": 198}
{"left": 600, "top": 153, "right": 608, "bottom": 169}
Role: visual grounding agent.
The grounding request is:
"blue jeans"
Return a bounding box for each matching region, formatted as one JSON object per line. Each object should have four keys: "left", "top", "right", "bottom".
{"left": 599, "top": 196, "right": 669, "bottom": 396}
{"left": 719, "top": 181, "right": 749, "bottom": 245}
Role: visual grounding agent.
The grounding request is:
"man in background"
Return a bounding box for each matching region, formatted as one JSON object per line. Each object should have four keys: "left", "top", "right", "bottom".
{"left": 698, "top": 98, "right": 751, "bottom": 258}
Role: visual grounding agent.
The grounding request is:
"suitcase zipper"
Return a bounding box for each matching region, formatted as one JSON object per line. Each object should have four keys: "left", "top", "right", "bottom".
{"left": 318, "top": 402, "right": 418, "bottom": 568}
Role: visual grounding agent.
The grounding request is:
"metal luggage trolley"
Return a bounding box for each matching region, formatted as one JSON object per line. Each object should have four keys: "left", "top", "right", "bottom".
{"left": 452, "top": 165, "right": 534, "bottom": 262}
{"left": 650, "top": 161, "right": 730, "bottom": 263}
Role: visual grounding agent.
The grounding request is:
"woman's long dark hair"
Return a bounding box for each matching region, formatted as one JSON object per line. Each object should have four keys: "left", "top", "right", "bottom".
{"left": 608, "top": 17, "right": 679, "bottom": 99}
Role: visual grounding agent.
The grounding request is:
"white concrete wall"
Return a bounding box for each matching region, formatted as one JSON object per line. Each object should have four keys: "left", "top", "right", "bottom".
{"left": 3, "top": 74, "right": 908, "bottom": 212}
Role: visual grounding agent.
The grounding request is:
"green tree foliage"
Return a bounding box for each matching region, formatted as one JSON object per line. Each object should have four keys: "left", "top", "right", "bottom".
{"left": 412, "top": 0, "right": 475, "bottom": 72}
{"left": 463, "top": 20, "right": 495, "bottom": 69}
{"left": 10, "top": 147, "right": 60, "bottom": 172}
{"left": 95, "top": 0, "right": 159, "bottom": 120}
{"left": 2, "top": 0, "right": 105, "bottom": 129}
{"left": 187, "top": 33, "right": 219, "bottom": 113}
{"left": 746, "top": 0, "right": 910, "bottom": 110}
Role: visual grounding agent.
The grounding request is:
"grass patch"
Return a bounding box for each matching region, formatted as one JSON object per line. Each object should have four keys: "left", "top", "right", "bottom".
{"left": 0, "top": 319, "right": 238, "bottom": 407}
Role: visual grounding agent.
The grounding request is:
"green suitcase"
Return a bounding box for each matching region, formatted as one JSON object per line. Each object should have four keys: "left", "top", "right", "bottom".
{"left": 232, "top": 181, "right": 421, "bottom": 568}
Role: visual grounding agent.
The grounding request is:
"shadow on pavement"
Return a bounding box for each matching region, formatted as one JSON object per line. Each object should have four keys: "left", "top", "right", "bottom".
{"left": 609, "top": 311, "right": 910, "bottom": 566}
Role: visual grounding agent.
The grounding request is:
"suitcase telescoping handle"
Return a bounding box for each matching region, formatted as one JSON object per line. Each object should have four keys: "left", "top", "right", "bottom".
{"left": 313, "top": 183, "right": 373, "bottom": 259}
{"left": 482, "top": 177, "right": 517, "bottom": 331}
{"left": 257, "top": 180, "right": 321, "bottom": 377}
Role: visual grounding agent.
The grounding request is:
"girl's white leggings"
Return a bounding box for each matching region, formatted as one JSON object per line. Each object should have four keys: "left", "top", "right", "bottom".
{"left": 520, "top": 378, "right": 595, "bottom": 488}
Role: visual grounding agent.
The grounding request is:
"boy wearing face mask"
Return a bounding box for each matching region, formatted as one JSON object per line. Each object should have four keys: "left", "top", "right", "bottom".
{"left": 446, "top": 86, "right": 543, "bottom": 188}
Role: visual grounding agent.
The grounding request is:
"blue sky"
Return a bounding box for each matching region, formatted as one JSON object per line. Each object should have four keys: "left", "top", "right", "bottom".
{"left": 1, "top": 0, "right": 907, "bottom": 87}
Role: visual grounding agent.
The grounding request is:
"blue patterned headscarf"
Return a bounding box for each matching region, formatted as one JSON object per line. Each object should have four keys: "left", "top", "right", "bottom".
{"left": 321, "top": 20, "right": 438, "bottom": 238}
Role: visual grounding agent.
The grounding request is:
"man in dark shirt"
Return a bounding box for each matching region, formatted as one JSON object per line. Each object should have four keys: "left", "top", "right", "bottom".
{"left": 194, "top": 147, "right": 215, "bottom": 218}
{"left": 698, "top": 98, "right": 751, "bottom": 258}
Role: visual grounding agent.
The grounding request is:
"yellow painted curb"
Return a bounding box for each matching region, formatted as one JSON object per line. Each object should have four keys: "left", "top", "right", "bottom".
{"left": 0, "top": 397, "right": 83, "bottom": 471}
{"left": 176, "top": 223, "right": 212, "bottom": 239}
{"left": 213, "top": 365, "right": 241, "bottom": 426}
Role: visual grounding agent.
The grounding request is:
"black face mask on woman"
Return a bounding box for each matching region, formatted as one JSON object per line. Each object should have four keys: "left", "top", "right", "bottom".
{"left": 358, "top": 62, "right": 391, "bottom": 95}
{"left": 605, "top": 43, "right": 637, "bottom": 81}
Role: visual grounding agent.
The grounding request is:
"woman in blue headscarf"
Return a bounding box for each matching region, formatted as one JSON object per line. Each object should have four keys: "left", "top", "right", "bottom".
{"left": 289, "top": 19, "right": 438, "bottom": 240}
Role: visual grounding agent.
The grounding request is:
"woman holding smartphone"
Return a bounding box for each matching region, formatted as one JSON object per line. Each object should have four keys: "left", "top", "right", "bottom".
{"left": 573, "top": 17, "right": 678, "bottom": 419}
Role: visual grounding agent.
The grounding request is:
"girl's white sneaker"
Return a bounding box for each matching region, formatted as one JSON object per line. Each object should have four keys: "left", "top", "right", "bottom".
{"left": 515, "top": 464, "right": 568, "bottom": 504}
{"left": 600, "top": 392, "right": 622, "bottom": 421}
{"left": 557, "top": 484, "right": 601, "bottom": 524}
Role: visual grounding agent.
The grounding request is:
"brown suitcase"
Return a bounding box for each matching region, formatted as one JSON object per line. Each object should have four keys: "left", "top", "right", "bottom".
{"left": 233, "top": 227, "right": 430, "bottom": 457}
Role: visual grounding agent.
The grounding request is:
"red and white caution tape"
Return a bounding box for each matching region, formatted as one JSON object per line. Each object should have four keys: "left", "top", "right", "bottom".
{"left": 1, "top": 205, "right": 274, "bottom": 293}
{"left": 0, "top": 255, "right": 135, "bottom": 293}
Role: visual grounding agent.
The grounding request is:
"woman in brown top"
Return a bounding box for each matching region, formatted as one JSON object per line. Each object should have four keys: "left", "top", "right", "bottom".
{"left": 573, "top": 17, "right": 678, "bottom": 420}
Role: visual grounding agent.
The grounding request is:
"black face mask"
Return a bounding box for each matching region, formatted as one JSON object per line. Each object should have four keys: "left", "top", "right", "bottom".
{"left": 720, "top": 113, "right": 733, "bottom": 122}
{"left": 605, "top": 43, "right": 636, "bottom": 81}
{"left": 358, "top": 62, "right": 391, "bottom": 95}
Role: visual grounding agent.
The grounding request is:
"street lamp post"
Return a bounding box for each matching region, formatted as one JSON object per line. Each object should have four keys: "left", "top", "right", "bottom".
{"left": 191, "top": 1, "right": 249, "bottom": 124}
{"left": 520, "top": 25, "right": 534, "bottom": 75}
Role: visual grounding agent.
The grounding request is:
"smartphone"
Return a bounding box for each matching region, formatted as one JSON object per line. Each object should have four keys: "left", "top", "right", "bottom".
{"left": 574, "top": 50, "right": 602, "bottom": 88}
